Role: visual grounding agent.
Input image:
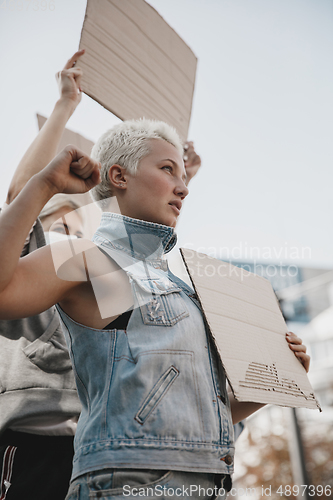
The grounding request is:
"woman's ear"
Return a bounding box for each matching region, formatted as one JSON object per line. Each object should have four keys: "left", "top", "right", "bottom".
{"left": 108, "top": 165, "right": 127, "bottom": 190}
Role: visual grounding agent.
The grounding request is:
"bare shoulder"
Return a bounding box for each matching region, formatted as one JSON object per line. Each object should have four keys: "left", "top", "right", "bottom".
{"left": 50, "top": 237, "right": 120, "bottom": 282}
{"left": 57, "top": 239, "right": 133, "bottom": 329}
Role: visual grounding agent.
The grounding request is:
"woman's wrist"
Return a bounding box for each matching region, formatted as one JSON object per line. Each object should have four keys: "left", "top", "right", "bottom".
{"left": 29, "top": 171, "right": 59, "bottom": 205}
{"left": 54, "top": 96, "right": 78, "bottom": 119}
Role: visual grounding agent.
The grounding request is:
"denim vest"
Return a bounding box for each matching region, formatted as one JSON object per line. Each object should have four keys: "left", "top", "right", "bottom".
{"left": 57, "top": 214, "right": 234, "bottom": 481}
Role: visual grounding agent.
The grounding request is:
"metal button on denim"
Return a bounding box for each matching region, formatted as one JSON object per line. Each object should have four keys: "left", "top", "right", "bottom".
{"left": 222, "top": 455, "right": 233, "bottom": 465}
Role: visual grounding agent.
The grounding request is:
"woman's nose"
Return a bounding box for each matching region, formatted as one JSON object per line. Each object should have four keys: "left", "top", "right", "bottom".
{"left": 174, "top": 180, "right": 189, "bottom": 199}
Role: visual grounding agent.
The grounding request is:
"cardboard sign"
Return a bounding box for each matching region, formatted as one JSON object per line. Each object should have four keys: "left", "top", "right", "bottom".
{"left": 77, "top": 0, "right": 197, "bottom": 139}
{"left": 180, "top": 248, "right": 321, "bottom": 411}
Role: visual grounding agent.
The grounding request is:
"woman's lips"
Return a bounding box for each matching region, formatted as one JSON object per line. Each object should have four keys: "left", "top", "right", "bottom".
{"left": 169, "top": 203, "right": 180, "bottom": 215}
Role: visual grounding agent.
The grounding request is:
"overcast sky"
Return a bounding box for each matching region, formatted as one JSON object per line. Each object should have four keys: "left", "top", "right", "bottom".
{"left": 1, "top": 0, "right": 332, "bottom": 268}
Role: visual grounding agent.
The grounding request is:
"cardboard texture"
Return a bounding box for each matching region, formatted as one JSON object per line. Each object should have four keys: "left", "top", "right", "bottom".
{"left": 37, "top": 115, "right": 101, "bottom": 238}
{"left": 180, "top": 248, "right": 321, "bottom": 411}
{"left": 77, "top": 0, "right": 197, "bottom": 139}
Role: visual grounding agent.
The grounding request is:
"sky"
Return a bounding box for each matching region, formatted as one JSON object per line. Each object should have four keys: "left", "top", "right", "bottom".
{"left": 0, "top": 0, "right": 332, "bottom": 268}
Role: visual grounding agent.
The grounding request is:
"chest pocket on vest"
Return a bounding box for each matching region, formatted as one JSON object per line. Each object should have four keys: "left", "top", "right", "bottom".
{"left": 130, "top": 275, "right": 189, "bottom": 327}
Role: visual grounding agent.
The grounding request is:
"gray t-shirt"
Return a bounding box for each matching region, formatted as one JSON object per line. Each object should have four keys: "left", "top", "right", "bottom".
{"left": 0, "top": 217, "right": 81, "bottom": 435}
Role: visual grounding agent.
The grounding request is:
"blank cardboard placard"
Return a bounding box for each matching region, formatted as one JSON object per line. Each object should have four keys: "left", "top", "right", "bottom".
{"left": 180, "top": 248, "right": 321, "bottom": 411}
{"left": 37, "top": 115, "right": 101, "bottom": 238}
{"left": 77, "top": 0, "right": 197, "bottom": 139}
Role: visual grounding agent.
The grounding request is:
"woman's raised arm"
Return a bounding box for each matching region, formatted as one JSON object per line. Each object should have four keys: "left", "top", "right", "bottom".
{"left": 0, "top": 146, "right": 101, "bottom": 320}
{"left": 6, "top": 50, "right": 85, "bottom": 203}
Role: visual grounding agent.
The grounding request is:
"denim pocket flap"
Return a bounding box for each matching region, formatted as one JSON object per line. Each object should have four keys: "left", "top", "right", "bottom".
{"left": 130, "top": 275, "right": 182, "bottom": 295}
{"left": 129, "top": 273, "right": 189, "bottom": 326}
{"left": 135, "top": 366, "right": 179, "bottom": 425}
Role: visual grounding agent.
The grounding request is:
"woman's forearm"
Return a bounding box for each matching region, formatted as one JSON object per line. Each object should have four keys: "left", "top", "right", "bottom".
{"left": 229, "top": 391, "right": 266, "bottom": 424}
{"left": 6, "top": 49, "right": 85, "bottom": 203}
{"left": 6, "top": 98, "right": 76, "bottom": 203}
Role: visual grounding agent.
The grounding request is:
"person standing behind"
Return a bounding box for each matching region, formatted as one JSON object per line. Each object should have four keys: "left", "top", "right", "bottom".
{"left": 0, "top": 51, "right": 86, "bottom": 500}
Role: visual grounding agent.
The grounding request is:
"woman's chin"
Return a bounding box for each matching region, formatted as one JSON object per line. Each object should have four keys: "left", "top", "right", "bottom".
{"left": 158, "top": 215, "right": 177, "bottom": 228}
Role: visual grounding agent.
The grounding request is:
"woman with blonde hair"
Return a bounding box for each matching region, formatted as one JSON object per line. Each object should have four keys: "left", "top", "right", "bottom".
{"left": 0, "top": 119, "right": 309, "bottom": 499}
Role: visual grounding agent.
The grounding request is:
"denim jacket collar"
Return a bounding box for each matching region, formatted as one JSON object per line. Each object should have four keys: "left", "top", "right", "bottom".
{"left": 93, "top": 213, "right": 177, "bottom": 263}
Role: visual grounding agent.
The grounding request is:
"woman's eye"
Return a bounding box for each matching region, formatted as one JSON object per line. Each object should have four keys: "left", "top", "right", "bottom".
{"left": 52, "top": 226, "right": 67, "bottom": 235}
{"left": 162, "top": 165, "right": 172, "bottom": 173}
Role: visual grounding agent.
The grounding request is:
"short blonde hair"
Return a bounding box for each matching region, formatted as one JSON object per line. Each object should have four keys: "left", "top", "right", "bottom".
{"left": 90, "top": 118, "right": 183, "bottom": 204}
